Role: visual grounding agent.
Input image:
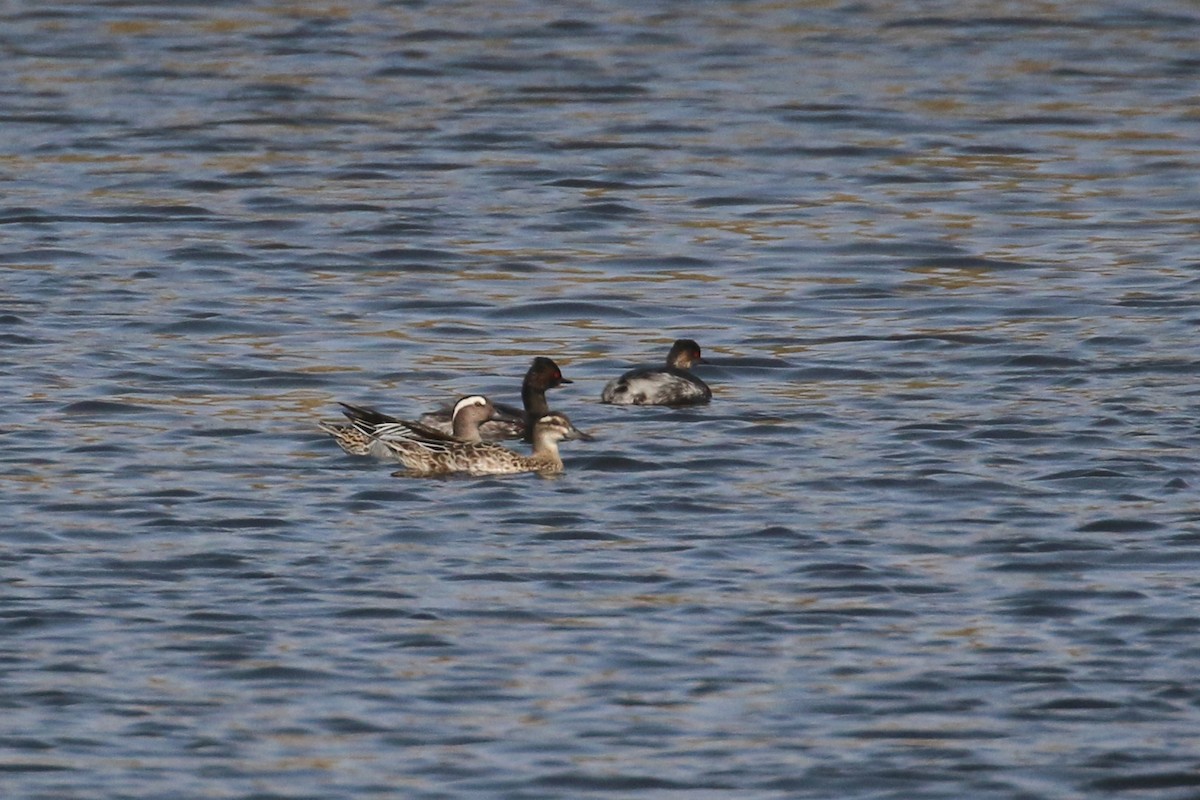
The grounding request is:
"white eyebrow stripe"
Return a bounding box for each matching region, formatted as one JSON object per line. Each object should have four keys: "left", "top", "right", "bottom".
{"left": 451, "top": 395, "right": 488, "bottom": 417}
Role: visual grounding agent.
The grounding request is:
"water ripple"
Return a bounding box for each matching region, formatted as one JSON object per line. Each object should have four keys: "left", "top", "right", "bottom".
{"left": 4, "top": 1, "right": 1200, "bottom": 798}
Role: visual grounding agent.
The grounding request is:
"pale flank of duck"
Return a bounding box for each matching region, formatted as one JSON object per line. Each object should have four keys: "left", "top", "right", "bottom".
{"left": 386, "top": 412, "right": 592, "bottom": 477}
{"left": 600, "top": 338, "right": 712, "bottom": 406}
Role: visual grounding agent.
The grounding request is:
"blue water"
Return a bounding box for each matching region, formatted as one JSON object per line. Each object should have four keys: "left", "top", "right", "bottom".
{"left": 3, "top": 2, "right": 1200, "bottom": 798}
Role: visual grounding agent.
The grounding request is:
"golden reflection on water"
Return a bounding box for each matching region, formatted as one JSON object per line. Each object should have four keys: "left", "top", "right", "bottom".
{"left": 902, "top": 265, "right": 1004, "bottom": 292}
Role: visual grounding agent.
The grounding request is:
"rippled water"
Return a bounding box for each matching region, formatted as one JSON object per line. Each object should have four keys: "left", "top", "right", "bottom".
{"left": 4, "top": 1, "right": 1200, "bottom": 798}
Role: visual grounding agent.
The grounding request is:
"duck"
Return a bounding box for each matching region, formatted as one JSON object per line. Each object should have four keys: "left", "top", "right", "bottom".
{"left": 419, "top": 356, "right": 572, "bottom": 441}
{"left": 319, "top": 395, "right": 496, "bottom": 458}
{"left": 600, "top": 339, "right": 712, "bottom": 406}
{"left": 386, "top": 412, "right": 593, "bottom": 477}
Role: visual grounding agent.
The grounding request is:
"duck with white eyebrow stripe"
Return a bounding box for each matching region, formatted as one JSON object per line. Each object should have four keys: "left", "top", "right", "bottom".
{"left": 318, "top": 395, "right": 496, "bottom": 458}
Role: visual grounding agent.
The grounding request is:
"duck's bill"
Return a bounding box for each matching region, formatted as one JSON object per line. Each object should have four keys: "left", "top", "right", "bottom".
{"left": 566, "top": 425, "right": 595, "bottom": 441}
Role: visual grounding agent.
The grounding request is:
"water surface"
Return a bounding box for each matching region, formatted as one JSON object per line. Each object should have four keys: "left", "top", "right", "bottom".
{"left": 3, "top": 2, "right": 1200, "bottom": 798}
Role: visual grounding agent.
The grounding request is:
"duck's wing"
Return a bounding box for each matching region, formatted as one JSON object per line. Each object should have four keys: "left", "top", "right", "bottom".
{"left": 367, "top": 419, "right": 461, "bottom": 446}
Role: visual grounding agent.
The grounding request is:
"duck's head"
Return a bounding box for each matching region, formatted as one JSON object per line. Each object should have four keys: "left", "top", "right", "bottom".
{"left": 450, "top": 394, "right": 496, "bottom": 440}
{"left": 532, "top": 412, "right": 594, "bottom": 444}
